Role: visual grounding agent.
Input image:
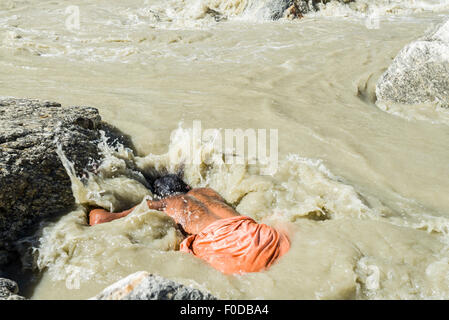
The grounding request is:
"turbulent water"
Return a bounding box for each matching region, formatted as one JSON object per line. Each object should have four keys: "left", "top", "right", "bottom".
{"left": 1, "top": 0, "right": 449, "bottom": 299}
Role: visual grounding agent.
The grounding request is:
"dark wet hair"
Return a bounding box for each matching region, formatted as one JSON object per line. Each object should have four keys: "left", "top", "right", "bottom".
{"left": 152, "top": 174, "right": 191, "bottom": 198}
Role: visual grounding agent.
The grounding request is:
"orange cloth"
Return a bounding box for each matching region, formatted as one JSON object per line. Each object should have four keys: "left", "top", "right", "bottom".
{"left": 180, "top": 216, "right": 290, "bottom": 274}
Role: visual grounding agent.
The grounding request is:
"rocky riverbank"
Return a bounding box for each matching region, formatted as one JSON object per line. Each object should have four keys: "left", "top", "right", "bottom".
{"left": 376, "top": 18, "right": 449, "bottom": 108}
{"left": 0, "top": 278, "right": 25, "bottom": 300}
{"left": 91, "top": 271, "right": 217, "bottom": 300}
{"left": 0, "top": 98, "right": 216, "bottom": 300}
{"left": 0, "top": 98, "right": 134, "bottom": 269}
{"left": 0, "top": 98, "right": 129, "bottom": 298}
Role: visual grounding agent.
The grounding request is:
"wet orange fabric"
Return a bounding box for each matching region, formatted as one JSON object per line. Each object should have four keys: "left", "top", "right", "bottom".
{"left": 180, "top": 216, "right": 290, "bottom": 274}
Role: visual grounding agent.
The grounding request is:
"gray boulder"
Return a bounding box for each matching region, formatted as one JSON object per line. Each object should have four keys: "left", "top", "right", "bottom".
{"left": 91, "top": 271, "right": 217, "bottom": 300}
{"left": 0, "top": 278, "right": 26, "bottom": 300}
{"left": 297, "top": 0, "right": 354, "bottom": 13}
{"left": 249, "top": 0, "right": 355, "bottom": 20}
{"left": 252, "top": 0, "right": 294, "bottom": 20}
{"left": 0, "top": 98, "right": 129, "bottom": 263}
{"left": 376, "top": 19, "right": 449, "bottom": 107}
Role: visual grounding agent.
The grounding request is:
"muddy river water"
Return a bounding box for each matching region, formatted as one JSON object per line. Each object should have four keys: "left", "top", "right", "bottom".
{"left": 1, "top": 0, "right": 449, "bottom": 299}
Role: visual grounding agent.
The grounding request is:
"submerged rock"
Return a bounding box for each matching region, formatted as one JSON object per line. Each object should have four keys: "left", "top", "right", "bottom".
{"left": 376, "top": 18, "right": 449, "bottom": 107}
{"left": 254, "top": 0, "right": 294, "bottom": 20}
{"left": 0, "top": 98, "right": 130, "bottom": 264}
{"left": 251, "top": 0, "right": 354, "bottom": 20}
{"left": 91, "top": 271, "right": 217, "bottom": 300}
{"left": 297, "top": 0, "right": 354, "bottom": 13}
{"left": 0, "top": 278, "right": 26, "bottom": 300}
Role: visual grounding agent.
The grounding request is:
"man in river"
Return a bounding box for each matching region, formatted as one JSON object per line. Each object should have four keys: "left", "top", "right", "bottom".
{"left": 88, "top": 174, "right": 290, "bottom": 274}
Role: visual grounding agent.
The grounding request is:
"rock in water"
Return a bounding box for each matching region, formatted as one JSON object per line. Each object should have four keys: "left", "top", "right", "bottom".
{"left": 254, "top": 0, "right": 294, "bottom": 20}
{"left": 91, "top": 271, "right": 217, "bottom": 300}
{"left": 0, "top": 98, "right": 125, "bottom": 258}
{"left": 0, "top": 278, "right": 26, "bottom": 300}
{"left": 251, "top": 0, "right": 354, "bottom": 20}
{"left": 376, "top": 19, "right": 449, "bottom": 107}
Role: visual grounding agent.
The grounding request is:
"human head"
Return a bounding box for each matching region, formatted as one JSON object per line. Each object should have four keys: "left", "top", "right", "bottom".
{"left": 152, "top": 174, "right": 191, "bottom": 198}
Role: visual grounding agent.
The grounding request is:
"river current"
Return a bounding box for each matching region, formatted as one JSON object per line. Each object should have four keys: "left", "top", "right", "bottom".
{"left": 1, "top": 0, "right": 449, "bottom": 299}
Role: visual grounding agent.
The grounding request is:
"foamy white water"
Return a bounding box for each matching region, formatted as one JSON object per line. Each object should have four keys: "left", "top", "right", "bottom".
{"left": 1, "top": 0, "right": 449, "bottom": 299}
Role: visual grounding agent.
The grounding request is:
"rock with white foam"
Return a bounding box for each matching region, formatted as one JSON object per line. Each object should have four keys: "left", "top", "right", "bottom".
{"left": 0, "top": 278, "right": 25, "bottom": 300}
{"left": 0, "top": 97, "right": 132, "bottom": 266}
{"left": 91, "top": 271, "right": 217, "bottom": 300}
{"left": 376, "top": 19, "right": 449, "bottom": 107}
{"left": 251, "top": 0, "right": 355, "bottom": 20}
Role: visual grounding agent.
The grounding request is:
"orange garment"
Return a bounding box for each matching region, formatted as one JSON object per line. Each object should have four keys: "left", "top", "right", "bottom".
{"left": 180, "top": 216, "right": 290, "bottom": 274}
